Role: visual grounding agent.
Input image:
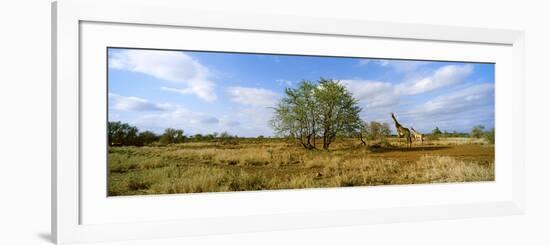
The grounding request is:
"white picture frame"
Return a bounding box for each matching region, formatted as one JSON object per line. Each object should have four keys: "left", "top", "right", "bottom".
{"left": 52, "top": 0, "right": 525, "bottom": 244}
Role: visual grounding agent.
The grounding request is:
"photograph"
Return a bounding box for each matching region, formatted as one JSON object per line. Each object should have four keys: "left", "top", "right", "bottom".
{"left": 107, "top": 47, "right": 495, "bottom": 196}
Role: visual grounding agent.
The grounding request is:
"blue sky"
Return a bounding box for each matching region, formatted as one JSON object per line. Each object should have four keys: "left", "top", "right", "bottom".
{"left": 108, "top": 47, "right": 495, "bottom": 137}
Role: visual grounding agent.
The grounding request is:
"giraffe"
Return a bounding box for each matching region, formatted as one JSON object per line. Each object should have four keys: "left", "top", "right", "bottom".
{"left": 390, "top": 112, "right": 412, "bottom": 148}
{"left": 410, "top": 127, "right": 424, "bottom": 145}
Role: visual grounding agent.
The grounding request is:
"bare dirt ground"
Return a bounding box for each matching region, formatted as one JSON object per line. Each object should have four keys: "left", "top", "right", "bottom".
{"left": 366, "top": 144, "right": 494, "bottom": 163}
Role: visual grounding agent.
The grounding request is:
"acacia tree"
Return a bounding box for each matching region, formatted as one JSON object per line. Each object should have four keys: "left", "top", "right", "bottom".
{"left": 159, "top": 128, "right": 185, "bottom": 145}
{"left": 470, "top": 125, "right": 485, "bottom": 138}
{"left": 271, "top": 80, "right": 319, "bottom": 149}
{"left": 108, "top": 121, "right": 139, "bottom": 146}
{"left": 315, "top": 78, "right": 362, "bottom": 150}
{"left": 271, "top": 78, "right": 361, "bottom": 150}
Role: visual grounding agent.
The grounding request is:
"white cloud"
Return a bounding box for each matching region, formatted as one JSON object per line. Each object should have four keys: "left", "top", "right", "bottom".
{"left": 397, "top": 64, "right": 473, "bottom": 95}
{"left": 109, "top": 49, "right": 217, "bottom": 102}
{"left": 108, "top": 93, "right": 225, "bottom": 133}
{"left": 411, "top": 83, "right": 494, "bottom": 116}
{"left": 158, "top": 85, "right": 215, "bottom": 102}
{"left": 340, "top": 64, "right": 480, "bottom": 131}
{"left": 402, "top": 83, "right": 495, "bottom": 132}
{"left": 222, "top": 86, "right": 280, "bottom": 136}
{"left": 372, "top": 59, "right": 428, "bottom": 72}
{"left": 231, "top": 106, "right": 276, "bottom": 137}
{"left": 132, "top": 105, "right": 224, "bottom": 133}
{"left": 341, "top": 80, "right": 398, "bottom": 109}
{"left": 133, "top": 105, "right": 273, "bottom": 137}
{"left": 108, "top": 89, "right": 277, "bottom": 136}
{"left": 109, "top": 93, "right": 166, "bottom": 111}
{"left": 361, "top": 61, "right": 473, "bottom": 95}
{"left": 226, "top": 86, "right": 280, "bottom": 107}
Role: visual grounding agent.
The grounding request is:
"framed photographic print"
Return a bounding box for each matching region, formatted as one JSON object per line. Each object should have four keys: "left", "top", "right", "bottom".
{"left": 52, "top": 0, "right": 525, "bottom": 244}
{"left": 106, "top": 47, "right": 496, "bottom": 196}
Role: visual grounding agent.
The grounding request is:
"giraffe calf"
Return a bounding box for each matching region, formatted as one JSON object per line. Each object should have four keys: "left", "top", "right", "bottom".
{"left": 410, "top": 127, "right": 424, "bottom": 145}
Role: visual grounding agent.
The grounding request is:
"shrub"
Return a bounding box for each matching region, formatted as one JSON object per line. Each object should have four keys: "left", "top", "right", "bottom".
{"left": 470, "top": 125, "right": 485, "bottom": 138}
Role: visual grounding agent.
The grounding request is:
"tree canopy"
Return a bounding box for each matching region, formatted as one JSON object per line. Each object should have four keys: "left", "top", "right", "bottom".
{"left": 271, "top": 78, "right": 362, "bottom": 150}
{"left": 108, "top": 121, "right": 139, "bottom": 146}
{"left": 360, "top": 121, "right": 391, "bottom": 145}
{"left": 470, "top": 125, "right": 485, "bottom": 139}
{"left": 159, "top": 128, "right": 185, "bottom": 145}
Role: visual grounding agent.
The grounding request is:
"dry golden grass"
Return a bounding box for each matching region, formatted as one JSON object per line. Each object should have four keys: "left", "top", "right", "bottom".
{"left": 108, "top": 138, "right": 494, "bottom": 196}
{"left": 427, "top": 137, "right": 489, "bottom": 146}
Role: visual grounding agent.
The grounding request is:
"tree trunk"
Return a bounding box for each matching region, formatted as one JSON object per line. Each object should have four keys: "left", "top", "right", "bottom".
{"left": 322, "top": 132, "right": 329, "bottom": 150}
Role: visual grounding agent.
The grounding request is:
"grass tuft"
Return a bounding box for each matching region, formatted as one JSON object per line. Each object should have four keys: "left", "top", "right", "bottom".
{"left": 108, "top": 138, "right": 494, "bottom": 196}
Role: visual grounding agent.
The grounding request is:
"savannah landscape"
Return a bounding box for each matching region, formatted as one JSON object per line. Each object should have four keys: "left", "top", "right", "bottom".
{"left": 108, "top": 80, "right": 495, "bottom": 196}
{"left": 107, "top": 48, "right": 495, "bottom": 196}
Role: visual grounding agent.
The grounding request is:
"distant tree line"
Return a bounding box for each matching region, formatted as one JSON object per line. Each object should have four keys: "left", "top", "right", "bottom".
{"left": 427, "top": 126, "right": 470, "bottom": 139}
{"left": 108, "top": 121, "right": 241, "bottom": 147}
{"left": 427, "top": 125, "right": 495, "bottom": 143}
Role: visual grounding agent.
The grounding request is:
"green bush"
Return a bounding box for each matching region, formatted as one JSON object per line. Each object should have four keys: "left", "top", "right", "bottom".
{"left": 470, "top": 125, "right": 485, "bottom": 138}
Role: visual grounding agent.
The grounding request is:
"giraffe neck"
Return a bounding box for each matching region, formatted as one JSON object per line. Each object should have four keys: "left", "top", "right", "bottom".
{"left": 391, "top": 114, "right": 401, "bottom": 128}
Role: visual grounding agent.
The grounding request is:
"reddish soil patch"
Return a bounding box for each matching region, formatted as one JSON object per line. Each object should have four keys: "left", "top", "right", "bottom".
{"left": 368, "top": 144, "right": 494, "bottom": 163}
